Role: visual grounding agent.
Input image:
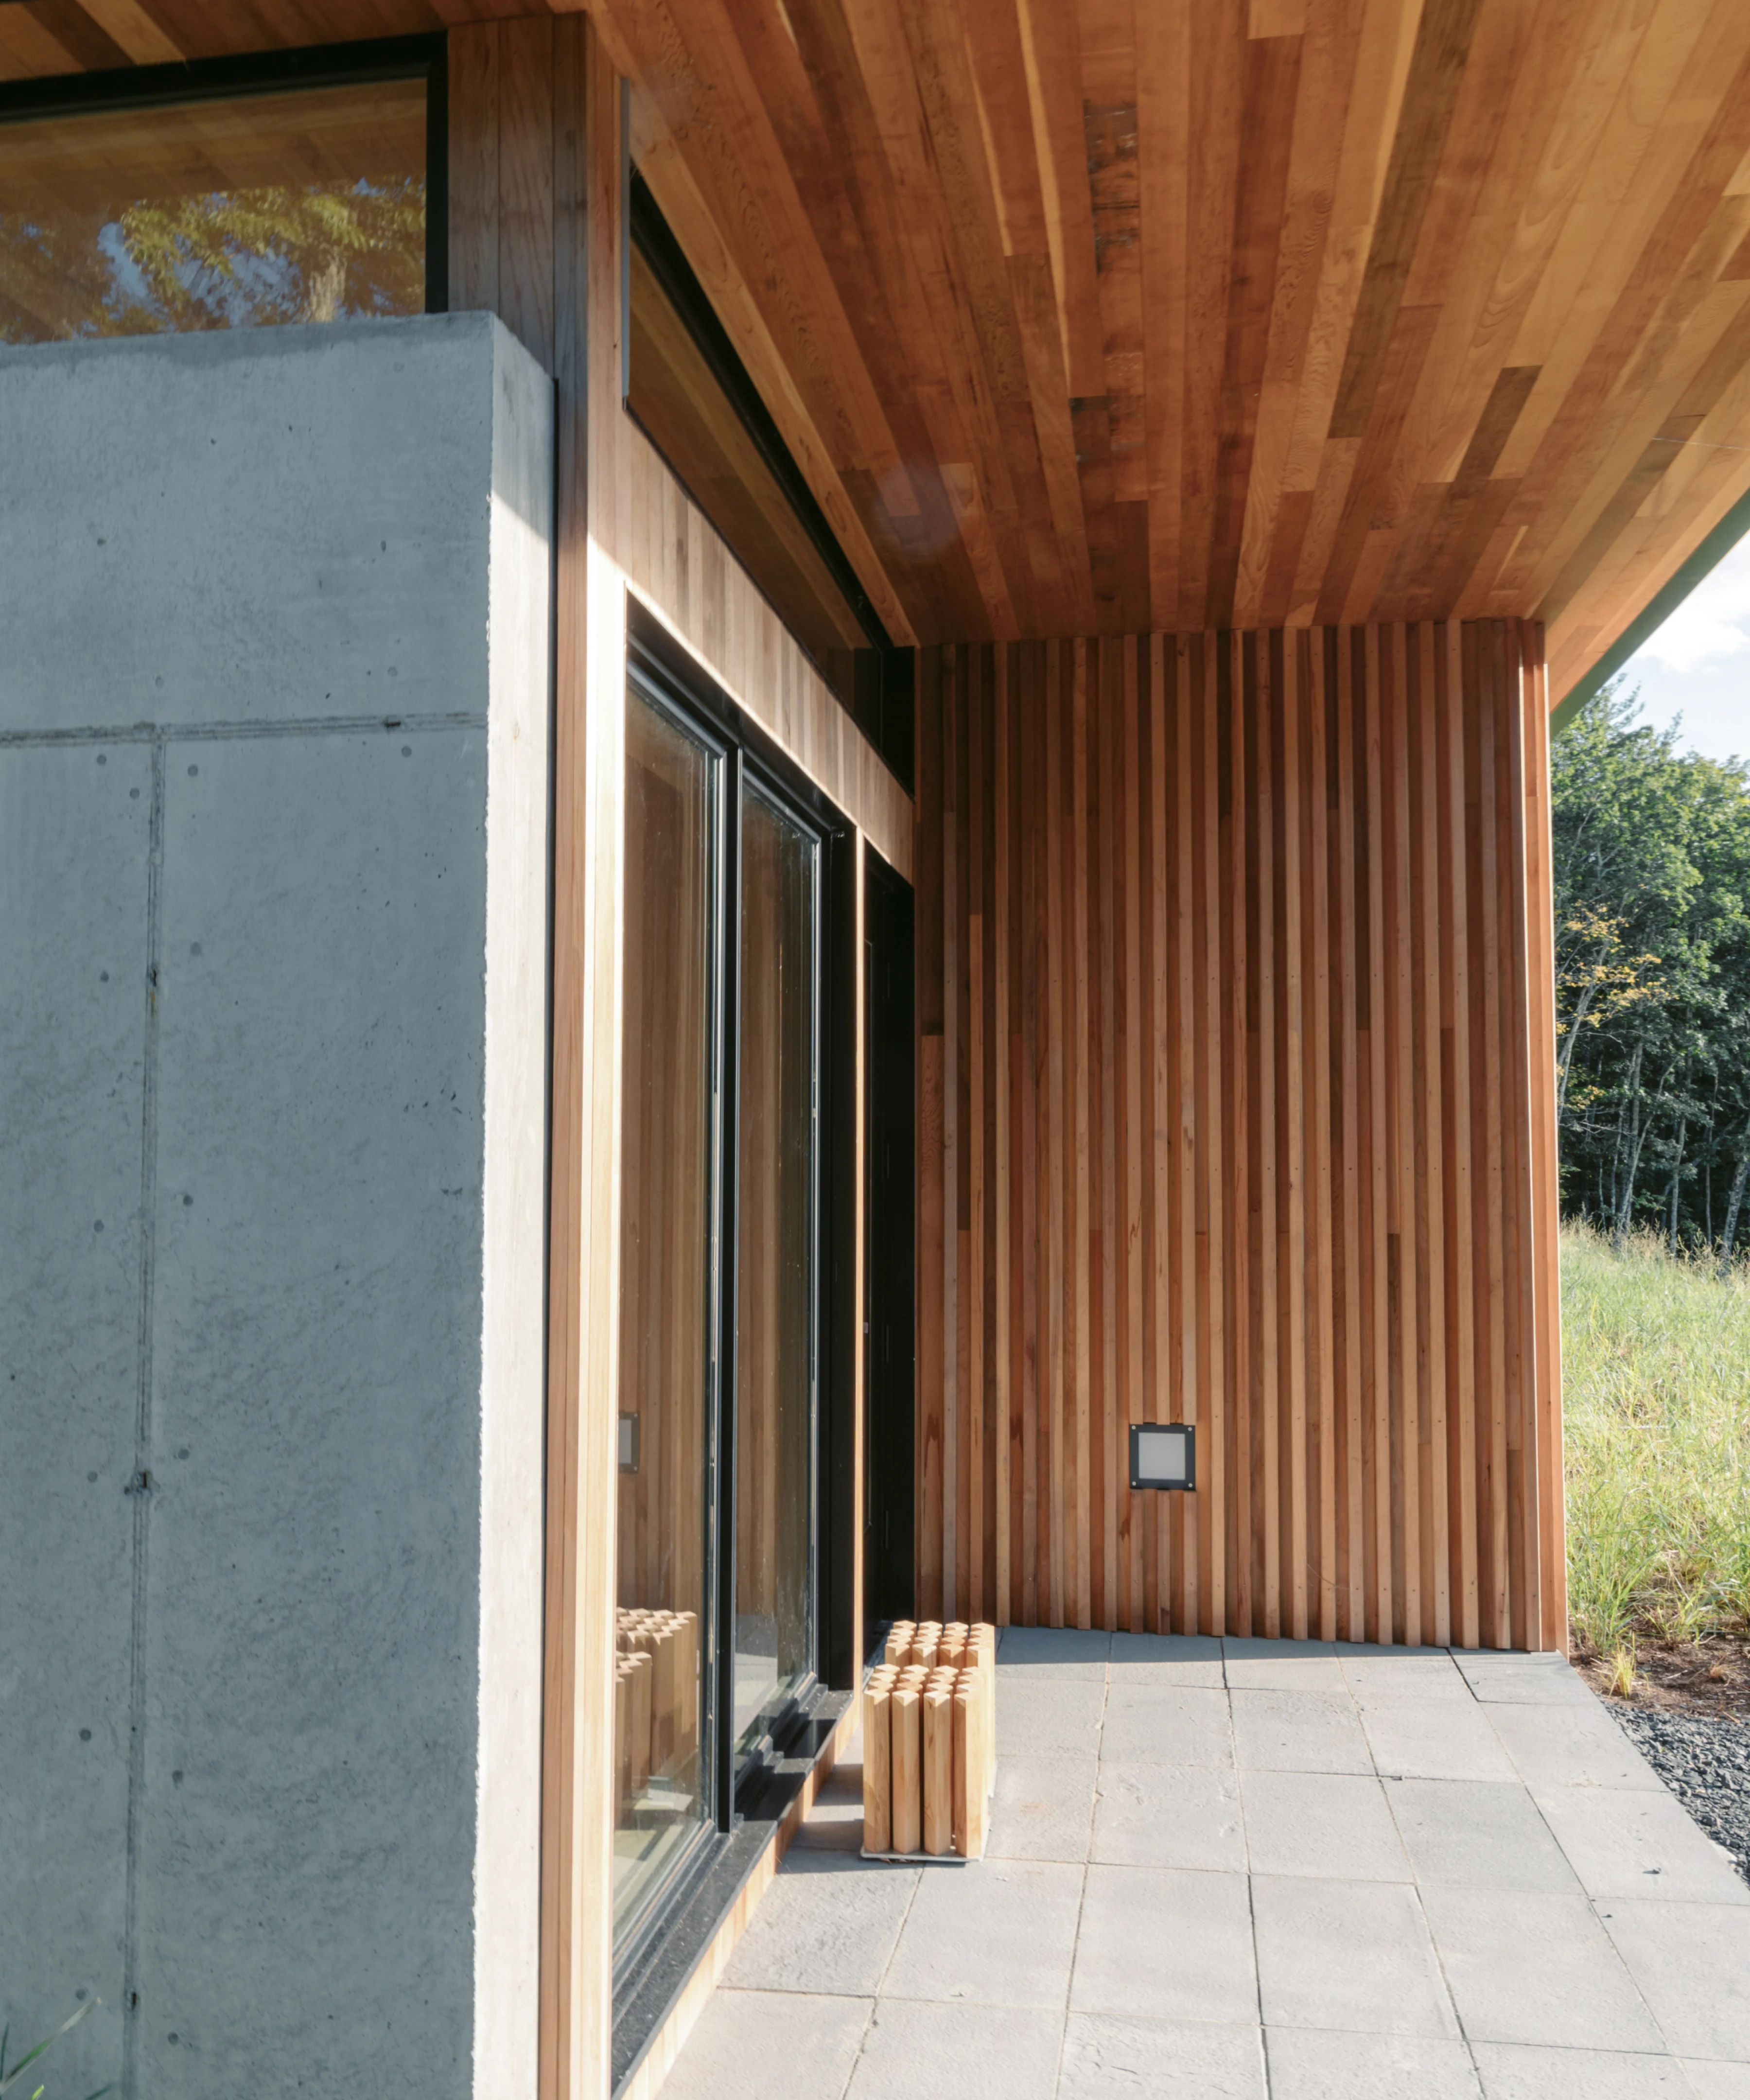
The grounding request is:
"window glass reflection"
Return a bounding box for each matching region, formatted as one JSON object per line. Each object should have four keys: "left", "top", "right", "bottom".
{"left": 0, "top": 80, "right": 425, "bottom": 343}
{"left": 734, "top": 784, "right": 818, "bottom": 1764}
{"left": 615, "top": 682, "right": 717, "bottom": 1943}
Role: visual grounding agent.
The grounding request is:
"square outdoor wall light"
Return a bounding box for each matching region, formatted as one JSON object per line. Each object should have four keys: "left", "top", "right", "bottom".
{"left": 1130, "top": 1423, "right": 1195, "bottom": 1491}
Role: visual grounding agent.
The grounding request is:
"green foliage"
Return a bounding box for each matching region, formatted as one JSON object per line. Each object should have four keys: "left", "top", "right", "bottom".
{"left": 0, "top": 178, "right": 423, "bottom": 341}
{"left": 1552, "top": 683, "right": 1750, "bottom": 1256}
{"left": 1562, "top": 1222, "right": 1750, "bottom": 1657}
{"left": 0, "top": 2000, "right": 111, "bottom": 2100}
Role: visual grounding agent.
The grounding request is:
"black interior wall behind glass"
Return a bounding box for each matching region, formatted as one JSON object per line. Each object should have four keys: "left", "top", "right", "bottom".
{"left": 863, "top": 852, "right": 915, "bottom": 1634}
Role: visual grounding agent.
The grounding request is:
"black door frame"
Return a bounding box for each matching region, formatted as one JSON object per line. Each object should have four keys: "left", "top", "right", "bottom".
{"left": 862, "top": 848, "right": 916, "bottom": 1638}
{"left": 625, "top": 602, "right": 859, "bottom": 1809}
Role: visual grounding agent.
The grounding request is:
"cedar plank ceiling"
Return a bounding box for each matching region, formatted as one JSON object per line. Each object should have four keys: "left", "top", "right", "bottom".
{"left": 12, "top": 1, "right": 1750, "bottom": 699}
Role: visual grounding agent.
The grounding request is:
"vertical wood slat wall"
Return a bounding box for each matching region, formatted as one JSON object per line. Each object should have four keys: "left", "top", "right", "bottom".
{"left": 915, "top": 619, "right": 1564, "bottom": 1653}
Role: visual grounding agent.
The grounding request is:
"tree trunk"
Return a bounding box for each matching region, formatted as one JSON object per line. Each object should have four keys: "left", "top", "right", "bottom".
{"left": 1666, "top": 1115, "right": 1686, "bottom": 1259}
{"left": 1720, "top": 1146, "right": 1750, "bottom": 1280}
{"left": 300, "top": 248, "right": 348, "bottom": 324}
{"left": 1557, "top": 977, "right": 1597, "bottom": 1125}
{"left": 1615, "top": 1050, "right": 1661, "bottom": 1250}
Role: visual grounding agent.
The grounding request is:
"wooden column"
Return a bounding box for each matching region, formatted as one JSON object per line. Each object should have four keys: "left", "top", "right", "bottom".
{"left": 451, "top": 16, "right": 627, "bottom": 2098}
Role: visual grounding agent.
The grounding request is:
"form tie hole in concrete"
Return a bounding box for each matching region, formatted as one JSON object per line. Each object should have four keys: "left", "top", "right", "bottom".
{"left": 402, "top": 745, "right": 412, "bottom": 756}
{"left": 79, "top": 1729, "right": 90, "bottom": 1741}
{"left": 176, "top": 1448, "right": 189, "bottom": 1460}
{"left": 87, "top": 1472, "right": 97, "bottom": 1483}
{"left": 187, "top": 764, "right": 198, "bottom": 777}
{"left": 190, "top": 944, "right": 201, "bottom": 956}
{"left": 93, "top": 1220, "right": 102, "bottom": 1232}
{"left": 130, "top": 788, "right": 140, "bottom": 800}
{"left": 183, "top": 1194, "right": 192, "bottom": 1206}
{"left": 100, "top": 972, "right": 108, "bottom": 981}
{"left": 96, "top": 754, "right": 105, "bottom": 766}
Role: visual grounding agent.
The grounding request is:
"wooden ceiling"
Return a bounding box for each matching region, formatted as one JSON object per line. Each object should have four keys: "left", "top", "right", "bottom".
{"left": 10, "top": 1, "right": 1750, "bottom": 697}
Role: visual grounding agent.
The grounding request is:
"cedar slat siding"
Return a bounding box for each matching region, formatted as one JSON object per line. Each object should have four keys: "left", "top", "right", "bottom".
{"left": 916, "top": 620, "right": 1563, "bottom": 1651}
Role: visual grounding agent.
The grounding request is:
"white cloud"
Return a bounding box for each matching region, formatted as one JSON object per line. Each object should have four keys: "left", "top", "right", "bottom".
{"left": 1631, "top": 534, "right": 1750, "bottom": 673}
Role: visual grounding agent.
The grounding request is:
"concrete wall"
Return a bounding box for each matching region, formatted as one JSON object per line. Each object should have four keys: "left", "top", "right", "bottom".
{"left": 0, "top": 315, "right": 553, "bottom": 2099}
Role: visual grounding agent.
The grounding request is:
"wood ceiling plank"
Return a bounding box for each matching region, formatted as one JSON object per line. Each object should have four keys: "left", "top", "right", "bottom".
{"left": 1275, "top": 0, "right": 1423, "bottom": 616}
{"left": 1175, "top": 2, "right": 1246, "bottom": 630}
{"left": 1207, "top": 28, "right": 1302, "bottom": 627}
{"left": 1499, "top": 32, "right": 1750, "bottom": 614}
{"left": 63, "top": 0, "right": 182, "bottom": 63}
{"left": 0, "top": 4, "right": 82, "bottom": 75}
{"left": 1134, "top": 0, "right": 1188, "bottom": 630}
{"left": 1014, "top": 0, "right": 1102, "bottom": 401}
{"left": 1234, "top": 0, "right": 1369, "bottom": 628}
{"left": 1327, "top": 0, "right": 1485, "bottom": 446}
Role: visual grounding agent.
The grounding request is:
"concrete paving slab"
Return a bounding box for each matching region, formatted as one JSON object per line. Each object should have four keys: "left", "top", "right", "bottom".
{"left": 1530, "top": 1784, "right": 1750, "bottom": 1907}
{"left": 1110, "top": 1633, "right": 1224, "bottom": 1686}
{"left": 997, "top": 1628, "right": 1112, "bottom": 1677}
{"left": 882, "top": 1855, "right": 1083, "bottom": 2009}
{"left": 1250, "top": 1875, "right": 1458, "bottom": 2038}
{"left": 995, "top": 1679, "right": 1108, "bottom": 1756}
{"left": 1470, "top": 2041, "right": 1695, "bottom": 2098}
{"left": 846, "top": 1998, "right": 1062, "bottom": 2100}
{"left": 1418, "top": 1885, "right": 1663, "bottom": 2052}
{"left": 987, "top": 1752, "right": 1099, "bottom": 1863}
{"left": 1263, "top": 2026, "right": 1481, "bottom": 2098}
{"left": 1112, "top": 1632, "right": 1223, "bottom": 1662}
{"left": 1239, "top": 1771, "right": 1410, "bottom": 1881}
{"left": 1091, "top": 1762, "right": 1246, "bottom": 1872}
{"left": 1058, "top": 2013, "right": 1265, "bottom": 2098}
{"left": 1223, "top": 1658, "right": 1350, "bottom": 1692}
{"left": 1382, "top": 1778, "right": 1580, "bottom": 1893}
{"left": 1229, "top": 1690, "right": 1374, "bottom": 1775}
{"left": 1485, "top": 1702, "right": 1665, "bottom": 1792}
{"left": 1594, "top": 1898, "right": 1750, "bottom": 2062}
{"left": 1453, "top": 1651, "right": 1597, "bottom": 1706}
{"left": 1070, "top": 1864, "right": 1258, "bottom": 2027}
{"left": 1340, "top": 1653, "right": 1472, "bottom": 1700}
{"left": 1682, "top": 2064, "right": 1750, "bottom": 2098}
{"left": 1224, "top": 1638, "right": 1338, "bottom": 1659}
{"left": 657, "top": 1987, "right": 871, "bottom": 2100}
{"left": 1357, "top": 1696, "right": 1521, "bottom": 1782}
{"left": 1101, "top": 1685, "right": 1234, "bottom": 1768}
{"left": 723, "top": 1852, "right": 921, "bottom": 1997}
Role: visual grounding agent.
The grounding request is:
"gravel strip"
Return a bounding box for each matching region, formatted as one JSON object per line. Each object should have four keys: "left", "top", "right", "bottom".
{"left": 1610, "top": 1704, "right": 1750, "bottom": 1887}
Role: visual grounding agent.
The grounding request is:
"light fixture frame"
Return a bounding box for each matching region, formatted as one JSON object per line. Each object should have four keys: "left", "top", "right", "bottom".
{"left": 1129, "top": 1421, "right": 1195, "bottom": 1492}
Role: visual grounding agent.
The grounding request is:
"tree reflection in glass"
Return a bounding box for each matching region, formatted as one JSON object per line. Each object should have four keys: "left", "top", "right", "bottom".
{"left": 0, "top": 81, "right": 425, "bottom": 343}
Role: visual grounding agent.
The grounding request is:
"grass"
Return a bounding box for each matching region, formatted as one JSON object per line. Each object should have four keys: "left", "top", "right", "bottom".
{"left": 1562, "top": 1221, "right": 1750, "bottom": 1668}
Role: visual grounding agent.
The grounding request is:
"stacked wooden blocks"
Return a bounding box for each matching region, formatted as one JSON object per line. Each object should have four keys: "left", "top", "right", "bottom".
{"left": 614, "top": 1608, "right": 700, "bottom": 1813}
{"left": 862, "top": 1620, "right": 996, "bottom": 1860}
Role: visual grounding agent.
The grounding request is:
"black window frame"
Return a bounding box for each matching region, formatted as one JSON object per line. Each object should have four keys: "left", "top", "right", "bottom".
{"left": 615, "top": 600, "right": 859, "bottom": 1980}
{"left": 0, "top": 35, "right": 450, "bottom": 319}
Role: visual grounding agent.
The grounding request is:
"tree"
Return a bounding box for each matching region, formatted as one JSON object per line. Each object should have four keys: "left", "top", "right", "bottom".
{"left": 1551, "top": 682, "right": 1750, "bottom": 1259}
{"left": 0, "top": 178, "right": 423, "bottom": 342}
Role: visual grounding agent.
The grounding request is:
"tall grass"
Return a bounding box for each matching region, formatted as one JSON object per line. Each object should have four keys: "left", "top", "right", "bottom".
{"left": 1563, "top": 1221, "right": 1750, "bottom": 1658}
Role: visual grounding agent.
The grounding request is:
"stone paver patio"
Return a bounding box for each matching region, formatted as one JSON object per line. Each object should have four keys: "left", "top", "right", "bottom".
{"left": 656, "top": 1630, "right": 1750, "bottom": 2099}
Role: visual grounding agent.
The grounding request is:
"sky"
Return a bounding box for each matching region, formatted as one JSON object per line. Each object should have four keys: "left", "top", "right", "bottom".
{"left": 1612, "top": 532, "right": 1750, "bottom": 766}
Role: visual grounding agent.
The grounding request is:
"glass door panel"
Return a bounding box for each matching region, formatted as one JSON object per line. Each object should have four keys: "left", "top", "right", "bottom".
{"left": 614, "top": 680, "right": 718, "bottom": 1945}
{"left": 733, "top": 783, "right": 819, "bottom": 1767}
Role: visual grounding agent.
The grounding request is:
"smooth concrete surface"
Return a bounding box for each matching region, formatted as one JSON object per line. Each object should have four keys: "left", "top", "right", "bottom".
{"left": 0, "top": 315, "right": 553, "bottom": 2100}
{"left": 657, "top": 1635, "right": 1750, "bottom": 2100}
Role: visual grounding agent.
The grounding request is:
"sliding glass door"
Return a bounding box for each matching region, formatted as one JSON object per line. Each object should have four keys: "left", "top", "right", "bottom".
{"left": 613, "top": 651, "right": 826, "bottom": 1961}
{"left": 733, "top": 785, "right": 819, "bottom": 1770}
{"left": 613, "top": 677, "right": 723, "bottom": 1948}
